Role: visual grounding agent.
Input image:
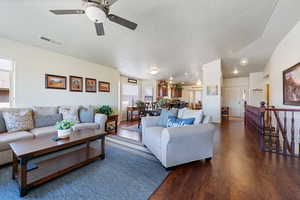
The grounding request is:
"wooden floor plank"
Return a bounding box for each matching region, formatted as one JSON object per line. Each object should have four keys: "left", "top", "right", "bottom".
{"left": 149, "top": 120, "right": 300, "bottom": 200}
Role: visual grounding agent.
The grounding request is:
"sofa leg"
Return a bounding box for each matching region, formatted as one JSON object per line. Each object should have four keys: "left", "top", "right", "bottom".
{"left": 205, "top": 157, "right": 212, "bottom": 161}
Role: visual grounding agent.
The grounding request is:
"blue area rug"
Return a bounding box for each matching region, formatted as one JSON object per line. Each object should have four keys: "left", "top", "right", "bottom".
{"left": 0, "top": 142, "right": 168, "bottom": 200}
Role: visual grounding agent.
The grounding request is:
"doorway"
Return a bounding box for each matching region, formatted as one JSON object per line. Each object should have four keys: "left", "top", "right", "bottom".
{"left": 223, "top": 86, "right": 248, "bottom": 117}
{"left": 0, "top": 58, "right": 14, "bottom": 108}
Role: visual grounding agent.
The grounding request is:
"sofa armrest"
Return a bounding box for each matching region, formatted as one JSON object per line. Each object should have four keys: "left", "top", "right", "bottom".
{"left": 94, "top": 113, "right": 107, "bottom": 132}
{"left": 160, "top": 123, "right": 216, "bottom": 167}
{"left": 201, "top": 115, "right": 212, "bottom": 124}
{"left": 141, "top": 116, "right": 160, "bottom": 134}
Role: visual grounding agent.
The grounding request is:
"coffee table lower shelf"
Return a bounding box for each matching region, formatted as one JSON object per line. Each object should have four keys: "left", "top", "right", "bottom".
{"left": 14, "top": 146, "right": 104, "bottom": 196}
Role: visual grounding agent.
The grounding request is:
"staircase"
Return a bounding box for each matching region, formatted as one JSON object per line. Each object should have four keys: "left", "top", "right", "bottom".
{"left": 245, "top": 102, "right": 299, "bottom": 158}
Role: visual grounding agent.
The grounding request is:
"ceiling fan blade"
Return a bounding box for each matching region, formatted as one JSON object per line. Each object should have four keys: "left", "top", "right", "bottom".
{"left": 50, "top": 10, "right": 85, "bottom": 15}
{"left": 95, "top": 23, "right": 105, "bottom": 36}
{"left": 108, "top": 14, "right": 137, "bottom": 30}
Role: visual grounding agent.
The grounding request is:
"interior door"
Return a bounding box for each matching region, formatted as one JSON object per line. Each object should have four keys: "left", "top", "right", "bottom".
{"left": 223, "top": 87, "right": 247, "bottom": 117}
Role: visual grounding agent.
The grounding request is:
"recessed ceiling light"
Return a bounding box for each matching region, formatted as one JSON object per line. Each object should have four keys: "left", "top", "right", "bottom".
{"left": 184, "top": 72, "right": 188, "bottom": 76}
{"left": 169, "top": 76, "right": 174, "bottom": 81}
{"left": 240, "top": 58, "right": 249, "bottom": 66}
{"left": 149, "top": 66, "right": 160, "bottom": 75}
{"left": 233, "top": 69, "right": 239, "bottom": 74}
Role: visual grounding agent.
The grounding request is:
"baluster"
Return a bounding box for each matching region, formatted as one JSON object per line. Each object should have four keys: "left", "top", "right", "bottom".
{"left": 291, "top": 112, "right": 295, "bottom": 156}
{"left": 275, "top": 121, "right": 280, "bottom": 153}
{"left": 283, "top": 111, "right": 287, "bottom": 155}
{"left": 268, "top": 110, "right": 273, "bottom": 151}
{"left": 299, "top": 129, "right": 300, "bottom": 156}
{"left": 260, "top": 109, "right": 266, "bottom": 151}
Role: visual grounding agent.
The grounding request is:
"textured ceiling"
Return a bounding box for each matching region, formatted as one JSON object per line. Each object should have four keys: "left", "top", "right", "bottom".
{"left": 0, "top": 0, "right": 299, "bottom": 83}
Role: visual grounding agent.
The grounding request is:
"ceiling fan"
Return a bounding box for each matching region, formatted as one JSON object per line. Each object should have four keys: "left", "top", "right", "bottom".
{"left": 50, "top": 0, "right": 138, "bottom": 36}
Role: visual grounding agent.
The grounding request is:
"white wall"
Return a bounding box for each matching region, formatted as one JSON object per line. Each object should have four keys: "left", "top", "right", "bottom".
{"left": 202, "top": 59, "right": 222, "bottom": 123}
{"left": 0, "top": 38, "right": 120, "bottom": 111}
{"left": 264, "top": 21, "right": 300, "bottom": 151}
{"left": 265, "top": 20, "right": 300, "bottom": 108}
{"left": 248, "top": 72, "right": 265, "bottom": 106}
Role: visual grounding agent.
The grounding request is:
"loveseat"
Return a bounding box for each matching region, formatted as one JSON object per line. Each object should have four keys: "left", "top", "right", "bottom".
{"left": 0, "top": 106, "right": 107, "bottom": 165}
{"left": 142, "top": 109, "right": 216, "bottom": 168}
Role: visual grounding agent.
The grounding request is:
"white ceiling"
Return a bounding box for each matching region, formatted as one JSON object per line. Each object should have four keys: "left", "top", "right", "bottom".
{"left": 0, "top": 0, "right": 299, "bottom": 83}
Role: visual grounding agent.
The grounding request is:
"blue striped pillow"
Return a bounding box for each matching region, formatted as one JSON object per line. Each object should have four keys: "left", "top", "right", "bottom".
{"left": 167, "top": 116, "right": 195, "bottom": 128}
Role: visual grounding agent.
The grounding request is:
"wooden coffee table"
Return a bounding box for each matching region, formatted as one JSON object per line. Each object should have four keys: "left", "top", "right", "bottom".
{"left": 9, "top": 129, "right": 106, "bottom": 197}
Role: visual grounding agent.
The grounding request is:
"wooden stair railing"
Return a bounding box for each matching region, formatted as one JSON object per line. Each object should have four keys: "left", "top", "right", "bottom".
{"left": 245, "top": 102, "right": 299, "bottom": 158}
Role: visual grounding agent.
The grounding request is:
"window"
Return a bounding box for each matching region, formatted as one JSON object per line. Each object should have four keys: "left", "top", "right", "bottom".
{"left": 121, "top": 83, "right": 139, "bottom": 120}
{"left": 0, "top": 58, "right": 13, "bottom": 108}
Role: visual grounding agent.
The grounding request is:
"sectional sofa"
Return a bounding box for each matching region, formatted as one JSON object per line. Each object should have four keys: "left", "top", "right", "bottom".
{"left": 0, "top": 106, "right": 107, "bottom": 165}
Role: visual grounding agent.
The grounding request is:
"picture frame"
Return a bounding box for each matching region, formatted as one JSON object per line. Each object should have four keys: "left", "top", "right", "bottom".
{"left": 99, "top": 81, "right": 110, "bottom": 92}
{"left": 207, "top": 85, "right": 218, "bottom": 96}
{"left": 85, "top": 78, "right": 97, "bottom": 93}
{"left": 69, "top": 76, "right": 83, "bottom": 92}
{"left": 283, "top": 62, "right": 300, "bottom": 106}
{"left": 45, "top": 74, "right": 67, "bottom": 90}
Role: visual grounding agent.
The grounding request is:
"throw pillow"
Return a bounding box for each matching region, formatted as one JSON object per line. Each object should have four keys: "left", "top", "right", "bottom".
{"left": 167, "top": 116, "right": 195, "bottom": 128}
{"left": 181, "top": 109, "right": 203, "bottom": 124}
{"left": 33, "top": 106, "right": 58, "bottom": 115}
{"left": 0, "top": 112, "right": 7, "bottom": 133}
{"left": 79, "top": 108, "right": 95, "bottom": 123}
{"left": 34, "top": 113, "right": 63, "bottom": 128}
{"left": 59, "top": 106, "right": 80, "bottom": 123}
{"left": 2, "top": 110, "right": 34, "bottom": 132}
{"left": 158, "top": 109, "right": 178, "bottom": 127}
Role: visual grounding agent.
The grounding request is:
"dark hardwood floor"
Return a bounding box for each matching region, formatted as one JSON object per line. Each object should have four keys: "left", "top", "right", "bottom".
{"left": 149, "top": 120, "right": 300, "bottom": 200}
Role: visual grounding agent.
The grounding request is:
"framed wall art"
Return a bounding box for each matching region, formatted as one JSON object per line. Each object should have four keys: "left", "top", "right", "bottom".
{"left": 99, "top": 81, "right": 110, "bottom": 92}
{"left": 69, "top": 76, "right": 83, "bottom": 92}
{"left": 207, "top": 85, "right": 218, "bottom": 96}
{"left": 85, "top": 78, "right": 97, "bottom": 93}
{"left": 45, "top": 74, "right": 67, "bottom": 90}
{"left": 283, "top": 62, "right": 300, "bottom": 106}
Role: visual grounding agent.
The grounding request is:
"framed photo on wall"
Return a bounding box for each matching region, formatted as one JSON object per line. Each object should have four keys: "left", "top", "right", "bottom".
{"left": 207, "top": 85, "right": 218, "bottom": 96}
{"left": 99, "top": 81, "right": 110, "bottom": 92}
{"left": 85, "top": 78, "right": 97, "bottom": 93}
{"left": 45, "top": 74, "right": 67, "bottom": 90}
{"left": 283, "top": 62, "right": 300, "bottom": 106}
{"left": 69, "top": 76, "right": 83, "bottom": 92}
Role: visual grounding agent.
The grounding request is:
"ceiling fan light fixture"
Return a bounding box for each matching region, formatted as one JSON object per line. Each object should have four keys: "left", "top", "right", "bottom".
{"left": 85, "top": 5, "right": 106, "bottom": 23}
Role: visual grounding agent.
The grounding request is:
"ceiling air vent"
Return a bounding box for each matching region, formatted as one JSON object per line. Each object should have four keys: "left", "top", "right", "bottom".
{"left": 40, "top": 36, "right": 61, "bottom": 45}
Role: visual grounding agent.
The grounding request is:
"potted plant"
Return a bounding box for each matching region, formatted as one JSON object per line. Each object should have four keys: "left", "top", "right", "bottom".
{"left": 135, "top": 100, "right": 145, "bottom": 108}
{"left": 96, "top": 105, "right": 113, "bottom": 116}
{"left": 55, "top": 120, "right": 75, "bottom": 139}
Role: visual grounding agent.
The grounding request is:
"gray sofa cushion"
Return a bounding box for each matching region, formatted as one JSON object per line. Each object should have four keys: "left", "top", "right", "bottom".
{"left": 30, "top": 126, "right": 57, "bottom": 137}
{"left": 34, "top": 113, "right": 63, "bottom": 128}
{"left": 72, "top": 123, "right": 99, "bottom": 131}
{"left": 33, "top": 106, "right": 58, "bottom": 115}
{"left": 79, "top": 108, "right": 94, "bottom": 123}
{"left": 0, "top": 131, "right": 33, "bottom": 151}
{"left": 158, "top": 109, "right": 178, "bottom": 127}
